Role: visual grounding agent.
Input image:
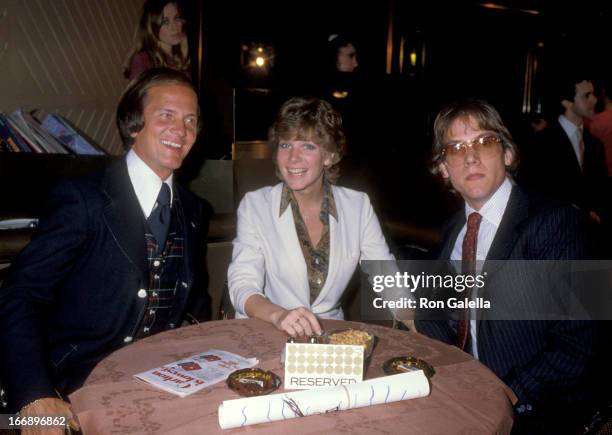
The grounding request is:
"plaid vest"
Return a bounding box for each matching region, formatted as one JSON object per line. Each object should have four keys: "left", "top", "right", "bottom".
{"left": 136, "top": 199, "right": 186, "bottom": 339}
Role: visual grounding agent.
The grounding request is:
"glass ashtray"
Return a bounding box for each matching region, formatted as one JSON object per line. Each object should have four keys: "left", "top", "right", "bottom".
{"left": 382, "top": 356, "right": 435, "bottom": 378}
{"left": 226, "top": 368, "right": 282, "bottom": 397}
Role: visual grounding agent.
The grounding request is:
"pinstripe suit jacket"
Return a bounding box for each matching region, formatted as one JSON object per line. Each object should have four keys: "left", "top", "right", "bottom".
{"left": 416, "top": 186, "right": 596, "bottom": 406}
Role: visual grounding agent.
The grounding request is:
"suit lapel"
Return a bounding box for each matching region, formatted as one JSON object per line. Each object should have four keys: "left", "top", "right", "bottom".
{"left": 485, "top": 186, "right": 528, "bottom": 263}
{"left": 175, "top": 183, "right": 198, "bottom": 285}
{"left": 555, "top": 121, "right": 582, "bottom": 176}
{"left": 101, "top": 160, "right": 147, "bottom": 279}
{"left": 439, "top": 211, "right": 465, "bottom": 260}
{"left": 478, "top": 186, "right": 528, "bottom": 337}
{"left": 172, "top": 183, "right": 205, "bottom": 314}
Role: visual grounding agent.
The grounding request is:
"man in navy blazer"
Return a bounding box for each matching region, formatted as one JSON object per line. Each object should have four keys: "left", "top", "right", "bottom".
{"left": 0, "top": 68, "right": 209, "bottom": 426}
{"left": 415, "top": 99, "right": 599, "bottom": 433}
{"left": 520, "top": 73, "right": 607, "bottom": 225}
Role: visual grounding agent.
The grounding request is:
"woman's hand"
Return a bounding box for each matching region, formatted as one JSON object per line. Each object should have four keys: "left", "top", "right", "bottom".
{"left": 270, "top": 307, "right": 322, "bottom": 337}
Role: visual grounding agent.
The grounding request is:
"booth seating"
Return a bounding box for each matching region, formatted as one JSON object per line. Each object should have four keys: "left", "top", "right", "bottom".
{"left": 0, "top": 153, "right": 445, "bottom": 322}
{"left": 0, "top": 152, "right": 444, "bottom": 412}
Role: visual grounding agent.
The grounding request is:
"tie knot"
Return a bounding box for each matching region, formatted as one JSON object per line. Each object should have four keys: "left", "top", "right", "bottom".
{"left": 157, "top": 183, "right": 171, "bottom": 207}
{"left": 467, "top": 212, "right": 482, "bottom": 229}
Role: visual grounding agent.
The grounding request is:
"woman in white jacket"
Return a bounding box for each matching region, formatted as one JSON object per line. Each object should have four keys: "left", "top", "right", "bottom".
{"left": 228, "top": 97, "right": 394, "bottom": 337}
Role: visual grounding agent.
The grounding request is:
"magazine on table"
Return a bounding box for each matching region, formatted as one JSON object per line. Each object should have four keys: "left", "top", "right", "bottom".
{"left": 134, "top": 349, "right": 258, "bottom": 398}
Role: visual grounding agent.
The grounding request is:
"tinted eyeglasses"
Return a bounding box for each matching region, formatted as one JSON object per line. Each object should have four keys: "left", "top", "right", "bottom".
{"left": 441, "top": 135, "right": 502, "bottom": 166}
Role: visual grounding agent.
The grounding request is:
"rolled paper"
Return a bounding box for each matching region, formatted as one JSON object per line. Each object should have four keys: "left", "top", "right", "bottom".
{"left": 218, "top": 371, "right": 430, "bottom": 429}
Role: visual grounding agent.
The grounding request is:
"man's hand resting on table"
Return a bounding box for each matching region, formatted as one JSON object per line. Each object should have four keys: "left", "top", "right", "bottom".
{"left": 19, "top": 397, "right": 80, "bottom": 435}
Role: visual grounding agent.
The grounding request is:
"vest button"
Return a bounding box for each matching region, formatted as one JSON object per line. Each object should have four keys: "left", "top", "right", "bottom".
{"left": 123, "top": 336, "right": 133, "bottom": 343}
{"left": 137, "top": 289, "right": 147, "bottom": 298}
{"left": 153, "top": 260, "right": 161, "bottom": 267}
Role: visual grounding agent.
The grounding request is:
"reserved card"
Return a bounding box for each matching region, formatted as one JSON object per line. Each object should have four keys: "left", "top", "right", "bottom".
{"left": 284, "top": 342, "right": 364, "bottom": 390}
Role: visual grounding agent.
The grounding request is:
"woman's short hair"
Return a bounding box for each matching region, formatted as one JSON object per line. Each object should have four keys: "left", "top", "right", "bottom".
{"left": 430, "top": 98, "right": 519, "bottom": 177}
{"left": 117, "top": 67, "right": 199, "bottom": 149}
{"left": 269, "top": 97, "right": 345, "bottom": 183}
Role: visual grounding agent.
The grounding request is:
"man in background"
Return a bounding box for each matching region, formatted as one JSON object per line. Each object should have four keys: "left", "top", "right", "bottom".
{"left": 520, "top": 73, "right": 607, "bottom": 228}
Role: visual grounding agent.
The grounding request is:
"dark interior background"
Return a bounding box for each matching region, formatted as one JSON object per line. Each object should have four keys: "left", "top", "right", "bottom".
{"left": 196, "top": 0, "right": 612, "bottom": 159}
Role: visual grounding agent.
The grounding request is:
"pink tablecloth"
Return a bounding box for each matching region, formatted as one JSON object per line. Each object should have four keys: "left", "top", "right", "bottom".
{"left": 69, "top": 319, "right": 516, "bottom": 434}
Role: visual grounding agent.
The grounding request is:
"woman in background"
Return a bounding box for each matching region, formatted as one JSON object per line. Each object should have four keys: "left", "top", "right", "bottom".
{"left": 228, "top": 97, "right": 395, "bottom": 337}
{"left": 327, "top": 34, "right": 358, "bottom": 73}
{"left": 124, "top": 0, "right": 190, "bottom": 80}
{"left": 322, "top": 34, "right": 366, "bottom": 156}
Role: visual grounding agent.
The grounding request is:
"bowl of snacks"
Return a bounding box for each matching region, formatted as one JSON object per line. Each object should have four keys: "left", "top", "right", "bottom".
{"left": 322, "top": 328, "right": 376, "bottom": 361}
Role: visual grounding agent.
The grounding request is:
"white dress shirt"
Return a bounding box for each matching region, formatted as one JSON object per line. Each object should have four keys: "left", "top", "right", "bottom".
{"left": 451, "top": 177, "right": 513, "bottom": 358}
{"left": 126, "top": 149, "right": 173, "bottom": 219}
{"left": 558, "top": 114, "right": 583, "bottom": 167}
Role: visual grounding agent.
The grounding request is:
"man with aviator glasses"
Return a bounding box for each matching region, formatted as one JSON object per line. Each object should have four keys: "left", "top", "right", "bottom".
{"left": 415, "top": 99, "right": 601, "bottom": 433}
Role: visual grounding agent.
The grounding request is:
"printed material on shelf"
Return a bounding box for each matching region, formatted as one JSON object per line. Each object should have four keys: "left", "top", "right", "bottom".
{"left": 1, "top": 109, "right": 105, "bottom": 155}
{"left": 218, "top": 370, "right": 431, "bottom": 429}
{"left": 41, "top": 114, "right": 104, "bottom": 155}
{"left": 0, "top": 113, "right": 32, "bottom": 152}
{"left": 134, "top": 349, "right": 259, "bottom": 398}
{"left": 2, "top": 113, "right": 44, "bottom": 153}
{"left": 8, "top": 110, "right": 69, "bottom": 154}
{"left": 284, "top": 342, "right": 365, "bottom": 390}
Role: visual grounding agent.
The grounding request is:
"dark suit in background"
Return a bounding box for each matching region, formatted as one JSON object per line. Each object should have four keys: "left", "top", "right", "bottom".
{"left": 0, "top": 159, "right": 209, "bottom": 412}
{"left": 520, "top": 119, "right": 608, "bottom": 219}
{"left": 417, "top": 186, "right": 600, "bottom": 432}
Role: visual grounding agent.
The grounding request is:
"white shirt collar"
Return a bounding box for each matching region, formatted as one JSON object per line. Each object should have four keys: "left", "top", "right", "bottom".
{"left": 126, "top": 149, "right": 173, "bottom": 218}
{"left": 559, "top": 114, "right": 581, "bottom": 139}
{"left": 558, "top": 114, "right": 584, "bottom": 165}
{"left": 464, "top": 177, "right": 512, "bottom": 228}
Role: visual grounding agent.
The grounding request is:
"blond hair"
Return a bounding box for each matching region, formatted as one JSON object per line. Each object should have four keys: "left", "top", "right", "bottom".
{"left": 269, "top": 97, "right": 345, "bottom": 183}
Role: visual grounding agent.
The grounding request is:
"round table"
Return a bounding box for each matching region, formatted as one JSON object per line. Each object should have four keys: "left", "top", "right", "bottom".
{"left": 69, "top": 319, "right": 516, "bottom": 434}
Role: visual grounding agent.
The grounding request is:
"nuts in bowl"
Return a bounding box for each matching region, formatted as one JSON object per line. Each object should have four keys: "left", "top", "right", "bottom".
{"left": 324, "top": 328, "right": 376, "bottom": 360}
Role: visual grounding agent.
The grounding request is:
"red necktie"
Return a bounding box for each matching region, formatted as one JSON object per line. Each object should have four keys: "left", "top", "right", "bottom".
{"left": 456, "top": 212, "right": 482, "bottom": 350}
